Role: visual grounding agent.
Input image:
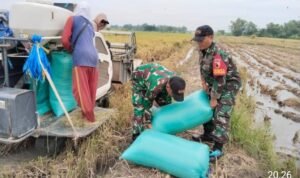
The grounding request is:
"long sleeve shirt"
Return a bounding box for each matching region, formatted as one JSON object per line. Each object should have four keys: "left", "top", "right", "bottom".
{"left": 132, "top": 63, "right": 175, "bottom": 118}
{"left": 199, "top": 42, "right": 241, "bottom": 99}
{"left": 62, "top": 16, "right": 98, "bottom": 67}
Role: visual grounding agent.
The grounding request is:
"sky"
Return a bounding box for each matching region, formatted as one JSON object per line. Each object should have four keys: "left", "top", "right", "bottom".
{"left": 1, "top": 0, "right": 300, "bottom": 31}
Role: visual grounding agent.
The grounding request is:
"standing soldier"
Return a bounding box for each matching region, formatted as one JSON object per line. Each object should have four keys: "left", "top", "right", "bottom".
{"left": 131, "top": 63, "right": 186, "bottom": 140}
{"left": 192, "top": 25, "right": 241, "bottom": 161}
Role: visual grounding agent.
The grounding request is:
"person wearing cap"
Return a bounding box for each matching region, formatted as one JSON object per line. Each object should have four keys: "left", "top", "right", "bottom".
{"left": 131, "top": 63, "right": 186, "bottom": 140}
{"left": 93, "top": 13, "right": 109, "bottom": 31}
{"left": 62, "top": 1, "right": 99, "bottom": 122}
{"left": 192, "top": 25, "right": 241, "bottom": 161}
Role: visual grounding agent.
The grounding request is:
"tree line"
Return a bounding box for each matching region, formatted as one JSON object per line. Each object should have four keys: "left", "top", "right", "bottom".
{"left": 108, "top": 19, "right": 300, "bottom": 39}
{"left": 109, "top": 23, "right": 188, "bottom": 33}
{"left": 227, "top": 18, "right": 300, "bottom": 39}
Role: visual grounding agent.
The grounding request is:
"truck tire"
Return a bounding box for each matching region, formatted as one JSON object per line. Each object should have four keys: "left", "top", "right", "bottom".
{"left": 34, "top": 136, "right": 66, "bottom": 156}
{"left": 96, "top": 96, "right": 110, "bottom": 108}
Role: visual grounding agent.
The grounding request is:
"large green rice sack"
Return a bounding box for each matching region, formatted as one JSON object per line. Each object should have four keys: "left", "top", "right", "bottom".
{"left": 152, "top": 90, "right": 213, "bottom": 134}
{"left": 49, "top": 51, "right": 77, "bottom": 117}
{"left": 30, "top": 79, "right": 51, "bottom": 116}
{"left": 121, "top": 129, "right": 210, "bottom": 178}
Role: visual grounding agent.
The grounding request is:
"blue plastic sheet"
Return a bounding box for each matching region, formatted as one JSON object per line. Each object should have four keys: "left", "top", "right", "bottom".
{"left": 23, "top": 35, "right": 51, "bottom": 81}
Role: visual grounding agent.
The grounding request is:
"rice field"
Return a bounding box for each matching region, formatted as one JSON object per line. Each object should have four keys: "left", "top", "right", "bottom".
{"left": 0, "top": 32, "right": 299, "bottom": 177}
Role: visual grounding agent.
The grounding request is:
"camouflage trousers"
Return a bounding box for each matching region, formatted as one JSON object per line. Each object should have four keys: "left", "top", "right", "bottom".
{"left": 131, "top": 81, "right": 152, "bottom": 135}
{"left": 203, "top": 90, "right": 238, "bottom": 144}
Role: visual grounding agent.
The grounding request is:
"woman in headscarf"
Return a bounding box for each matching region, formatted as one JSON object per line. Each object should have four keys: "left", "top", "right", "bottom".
{"left": 62, "top": 1, "right": 98, "bottom": 122}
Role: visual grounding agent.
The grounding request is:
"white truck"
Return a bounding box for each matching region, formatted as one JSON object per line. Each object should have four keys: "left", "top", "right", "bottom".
{"left": 0, "top": 1, "right": 141, "bottom": 153}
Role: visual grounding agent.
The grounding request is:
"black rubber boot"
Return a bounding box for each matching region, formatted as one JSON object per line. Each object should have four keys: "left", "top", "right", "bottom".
{"left": 132, "top": 133, "right": 140, "bottom": 142}
{"left": 213, "top": 142, "right": 224, "bottom": 151}
{"left": 192, "top": 133, "right": 214, "bottom": 143}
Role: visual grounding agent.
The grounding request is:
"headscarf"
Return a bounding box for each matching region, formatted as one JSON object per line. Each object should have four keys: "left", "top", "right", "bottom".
{"left": 74, "top": 1, "right": 91, "bottom": 22}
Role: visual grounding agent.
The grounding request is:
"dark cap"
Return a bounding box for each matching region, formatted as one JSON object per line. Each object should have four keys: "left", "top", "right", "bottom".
{"left": 192, "top": 25, "right": 214, "bottom": 42}
{"left": 169, "top": 76, "right": 186, "bottom": 102}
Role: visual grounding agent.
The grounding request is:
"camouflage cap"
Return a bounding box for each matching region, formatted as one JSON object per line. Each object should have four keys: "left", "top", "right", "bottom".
{"left": 192, "top": 25, "right": 214, "bottom": 42}
{"left": 169, "top": 76, "right": 186, "bottom": 102}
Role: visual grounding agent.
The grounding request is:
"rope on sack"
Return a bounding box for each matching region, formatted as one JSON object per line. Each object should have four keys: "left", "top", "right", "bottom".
{"left": 23, "top": 35, "right": 79, "bottom": 142}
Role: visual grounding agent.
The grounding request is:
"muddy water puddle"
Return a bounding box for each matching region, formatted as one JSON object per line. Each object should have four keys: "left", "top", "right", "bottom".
{"left": 236, "top": 48, "right": 299, "bottom": 88}
{"left": 229, "top": 46, "right": 300, "bottom": 159}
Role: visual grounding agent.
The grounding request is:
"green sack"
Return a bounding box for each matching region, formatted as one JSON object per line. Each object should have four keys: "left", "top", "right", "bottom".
{"left": 30, "top": 79, "right": 51, "bottom": 116}
{"left": 49, "top": 51, "right": 77, "bottom": 117}
{"left": 152, "top": 90, "right": 213, "bottom": 134}
{"left": 121, "top": 130, "right": 210, "bottom": 178}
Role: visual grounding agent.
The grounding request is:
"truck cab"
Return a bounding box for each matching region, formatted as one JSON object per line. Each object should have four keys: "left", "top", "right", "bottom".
{"left": 0, "top": 1, "right": 140, "bottom": 146}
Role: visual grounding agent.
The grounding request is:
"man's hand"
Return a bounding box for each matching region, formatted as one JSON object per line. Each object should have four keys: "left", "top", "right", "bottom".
{"left": 210, "top": 98, "right": 218, "bottom": 108}
{"left": 202, "top": 81, "right": 209, "bottom": 92}
{"left": 145, "top": 124, "right": 152, "bottom": 129}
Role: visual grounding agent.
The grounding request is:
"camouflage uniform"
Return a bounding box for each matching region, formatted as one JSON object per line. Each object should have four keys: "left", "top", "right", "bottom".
{"left": 199, "top": 42, "right": 241, "bottom": 144}
{"left": 131, "top": 63, "right": 175, "bottom": 135}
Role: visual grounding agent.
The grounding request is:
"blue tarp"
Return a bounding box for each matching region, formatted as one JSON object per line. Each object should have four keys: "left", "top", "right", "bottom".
{"left": 0, "top": 11, "right": 13, "bottom": 41}
{"left": 23, "top": 35, "right": 51, "bottom": 81}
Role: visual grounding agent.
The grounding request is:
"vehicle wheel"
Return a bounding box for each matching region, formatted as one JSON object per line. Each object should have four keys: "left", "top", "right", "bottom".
{"left": 102, "top": 96, "right": 110, "bottom": 108}
{"left": 34, "top": 136, "right": 66, "bottom": 156}
{"left": 97, "top": 96, "right": 110, "bottom": 108}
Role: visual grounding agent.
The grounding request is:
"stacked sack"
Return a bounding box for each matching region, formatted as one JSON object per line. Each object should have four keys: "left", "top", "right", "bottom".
{"left": 121, "top": 90, "right": 213, "bottom": 178}
{"left": 49, "top": 51, "right": 77, "bottom": 117}
{"left": 31, "top": 51, "right": 77, "bottom": 117}
{"left": 30, "top": 79, "right": 51, "bottom": 116}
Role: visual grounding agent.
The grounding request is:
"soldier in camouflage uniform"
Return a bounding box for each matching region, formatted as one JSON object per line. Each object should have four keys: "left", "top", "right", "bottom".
{"left": 131, "top": 63, "right": 186, "bottom": 140}
{"left": 192, "top": 25, "right": 241, "bottom": 161}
